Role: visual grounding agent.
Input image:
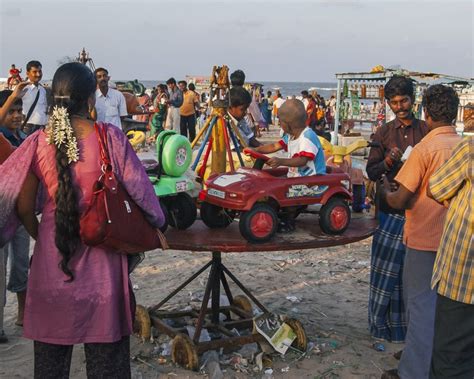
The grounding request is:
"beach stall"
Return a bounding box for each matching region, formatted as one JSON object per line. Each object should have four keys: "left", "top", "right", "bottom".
{"left": 186, "top": 75, "right": 211, "bottom": 99}
{"left": 333, "top": 68, "right": 474, "bottom": 144}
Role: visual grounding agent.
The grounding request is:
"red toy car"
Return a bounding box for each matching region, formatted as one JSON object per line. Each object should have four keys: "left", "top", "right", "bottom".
{"left": 198, "top": 148, "right": 353, "bottom": 243}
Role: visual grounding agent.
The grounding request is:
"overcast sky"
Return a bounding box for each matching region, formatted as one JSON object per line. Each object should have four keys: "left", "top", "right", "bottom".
{"left": 0, "top": 0, "right": 472, "bottom": 82}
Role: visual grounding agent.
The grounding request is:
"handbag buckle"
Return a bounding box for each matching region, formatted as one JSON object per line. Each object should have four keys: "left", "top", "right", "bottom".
{"left": 124, "top": 200, "right": 132, "bottom": 213}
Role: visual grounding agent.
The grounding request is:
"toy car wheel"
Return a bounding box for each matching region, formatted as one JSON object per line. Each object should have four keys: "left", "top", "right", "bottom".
{"left": 163, "top": 193, "right": 197, "bottom": 230}
{"left": 161, "top": 134, "right": 192, "bottom": 177}
{"left": 239, "top": 203, "right": 278, "bottom": 243}
{"left": 319, "top": 198, "right": 351, "bottom": 234}
{"left": 200, "top": 202, "right": 235, "bottom": 228}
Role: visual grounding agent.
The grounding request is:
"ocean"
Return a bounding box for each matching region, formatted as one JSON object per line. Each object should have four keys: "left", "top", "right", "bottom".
{"left": 37, "top": 78, "right": 337, "bottom": 99}
{"left": 257, "top": 81, "right": 337, "bottom": 99}
{"left": 135, "top": 80, "right": 338, "bottom": 100}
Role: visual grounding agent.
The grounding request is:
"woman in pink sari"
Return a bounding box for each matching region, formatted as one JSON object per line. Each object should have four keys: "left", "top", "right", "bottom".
{"left": 3, "top": 62, "right": 165, "bottom": 378}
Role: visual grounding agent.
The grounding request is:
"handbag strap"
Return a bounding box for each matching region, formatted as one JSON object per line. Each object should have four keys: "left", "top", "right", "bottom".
{"left": 93, "top": 122, "right": 118, "bottom": 194}
{"left": 94, "top": 122, "right": 111, "bottom": 168}
{"left": 22, "top": 88, "right": 41, "bottom": 127}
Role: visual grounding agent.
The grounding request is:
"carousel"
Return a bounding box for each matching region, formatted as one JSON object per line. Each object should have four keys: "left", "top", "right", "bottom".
{"left": 130, "top": 66, "right": 378, "bottom": 370}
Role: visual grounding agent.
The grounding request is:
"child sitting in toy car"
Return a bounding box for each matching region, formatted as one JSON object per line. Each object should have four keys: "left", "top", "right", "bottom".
{"left": 251, "top": 99, "right": 326, "bottom": 177}
{"left": 249, "top": 99, "right": 326, "bottom": 232}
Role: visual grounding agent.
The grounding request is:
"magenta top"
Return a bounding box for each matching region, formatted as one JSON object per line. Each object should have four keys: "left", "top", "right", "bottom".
{"left": 15, "top": 125, "right": 165, "bottom": 344}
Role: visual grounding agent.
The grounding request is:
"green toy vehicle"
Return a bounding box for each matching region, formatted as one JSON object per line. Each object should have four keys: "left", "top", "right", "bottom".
{"left": 141, "top": 130, "right": 197, "bottom": 230}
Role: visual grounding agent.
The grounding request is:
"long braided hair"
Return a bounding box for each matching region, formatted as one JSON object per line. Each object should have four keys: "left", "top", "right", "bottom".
{"left": 50, "top": 63, "right": 96, "bottom": 281}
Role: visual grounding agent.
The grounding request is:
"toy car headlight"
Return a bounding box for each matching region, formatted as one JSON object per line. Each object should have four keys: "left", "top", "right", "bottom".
{"left": 341, "top": 180, "right": 350, "bottom": 190}
{"left": 176, "top": 147, "right": 188, "bottom": 166}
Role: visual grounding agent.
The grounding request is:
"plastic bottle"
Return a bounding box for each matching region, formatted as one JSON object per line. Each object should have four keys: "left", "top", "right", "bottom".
{"left": 343, "top": 80, "right": 349, "bottom": 97}
{"left": 361, "top": 83, "right": 367, "bottom": 98}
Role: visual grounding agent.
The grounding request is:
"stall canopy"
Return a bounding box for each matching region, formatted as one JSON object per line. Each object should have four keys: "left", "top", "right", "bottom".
{"left": 333, "top": 68, "right": 474, "bottom": 144}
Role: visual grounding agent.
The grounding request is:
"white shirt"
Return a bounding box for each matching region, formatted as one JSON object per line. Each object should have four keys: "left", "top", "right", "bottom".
{"left": 228, "top": 112, "right": 253, "bottom": 147}
{"left": 280, "top": 128, "right": 325, "bottom": 177}
{"left": 22, "top": 84, "right": 48, "bottom": 125}
{"left": 95, "top": 88, "right": 127, "bottom": 128}
{"left": 274, "top": 97, "right": 285, "bottom": 110}
{"left": 302, "top": 98, "right": 309, "bottom": 110}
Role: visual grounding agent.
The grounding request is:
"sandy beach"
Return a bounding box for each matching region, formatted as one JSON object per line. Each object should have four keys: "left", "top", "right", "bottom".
{"left": 0, "top": 236, "right": 406, "bottom": 379}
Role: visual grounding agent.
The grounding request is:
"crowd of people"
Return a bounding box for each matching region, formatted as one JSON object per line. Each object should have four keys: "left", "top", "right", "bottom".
{"left": 244, "top": 87, "right": 337, "bottom": 142}
{"left": 130, "top": 72, "right": 339, "bottom": 147}
{"left": 0, "top": 61, "right": 472, "bottom": 379}
{"left": 4, "top": 62, "right": 342, "bottom": 148}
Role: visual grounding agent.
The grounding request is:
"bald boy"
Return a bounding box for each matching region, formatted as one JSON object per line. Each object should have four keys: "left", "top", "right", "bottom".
{"left": 252, "top": 99, "right": 326, "bottom": 177}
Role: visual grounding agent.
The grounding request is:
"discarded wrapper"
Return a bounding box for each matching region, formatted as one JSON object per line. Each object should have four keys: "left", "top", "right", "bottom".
{"left": 373, "top": 342, "right": 385, "bottom": 352}
{"left": 253, "top": 313, "right": 297, "bottom": 355}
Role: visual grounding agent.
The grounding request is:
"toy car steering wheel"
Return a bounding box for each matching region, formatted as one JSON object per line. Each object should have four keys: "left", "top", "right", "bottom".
{"left": 243, "top": 148, "right": 270, "bottom": 170}
{"left": 243, "top": 148, "right": 270, "bottom": 162}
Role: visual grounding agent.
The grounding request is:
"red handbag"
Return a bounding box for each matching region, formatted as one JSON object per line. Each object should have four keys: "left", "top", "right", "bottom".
{"left": 80, "top": 123, "right": 168, "bottom": 253}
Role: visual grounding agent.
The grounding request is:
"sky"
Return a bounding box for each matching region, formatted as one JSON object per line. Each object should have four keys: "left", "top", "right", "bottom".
{"left": 0, "top": 0, "right": 472, "bottom": 82}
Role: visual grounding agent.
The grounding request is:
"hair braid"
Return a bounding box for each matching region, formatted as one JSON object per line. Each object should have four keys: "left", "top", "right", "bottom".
{"left": 54, "top": 142, "right": 81, "bottom": 281}
{"left": 48, "top": 62, "right": 97, "bottom": 280}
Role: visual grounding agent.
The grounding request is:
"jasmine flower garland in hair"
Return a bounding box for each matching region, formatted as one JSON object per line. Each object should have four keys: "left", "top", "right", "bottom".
{"left": 46, "top": 106, "right": 79, "bottom": 164}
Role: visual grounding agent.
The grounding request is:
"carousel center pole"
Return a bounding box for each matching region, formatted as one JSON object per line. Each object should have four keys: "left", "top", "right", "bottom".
{"left": 210, "top": 107, "right": 227, "bottom": 174}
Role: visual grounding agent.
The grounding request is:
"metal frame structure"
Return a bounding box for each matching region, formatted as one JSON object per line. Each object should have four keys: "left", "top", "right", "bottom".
{"left": 190, "top": 108, "right": 246, "bottom": 178}
{"left": 76, "top": 48, "right": 96, "bottom": 72}
{"left": 149, "top": 251, "right": 268, "bottom": 353}
{"left": 145, "top": 215, "right": 377, "bottom": 369}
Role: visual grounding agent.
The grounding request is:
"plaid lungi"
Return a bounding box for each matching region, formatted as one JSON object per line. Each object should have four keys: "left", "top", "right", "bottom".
{"left": 368, "top": 213, "right": 407, "bottom": 343}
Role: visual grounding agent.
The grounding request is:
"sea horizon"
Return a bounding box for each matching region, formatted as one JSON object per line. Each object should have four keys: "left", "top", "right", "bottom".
{"left": 22, "top": 78, "right": 339, "bottom": 99}
{"left": 120, "top": 80, "right": 339, "bottom": 99}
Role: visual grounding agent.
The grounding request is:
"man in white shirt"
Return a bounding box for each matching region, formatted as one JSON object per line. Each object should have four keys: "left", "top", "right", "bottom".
{"left": 93, "top": 67, "right": 127, "bottom": 129}
{"left": 22, "top": 61, "right": 49, "bottom": 135}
